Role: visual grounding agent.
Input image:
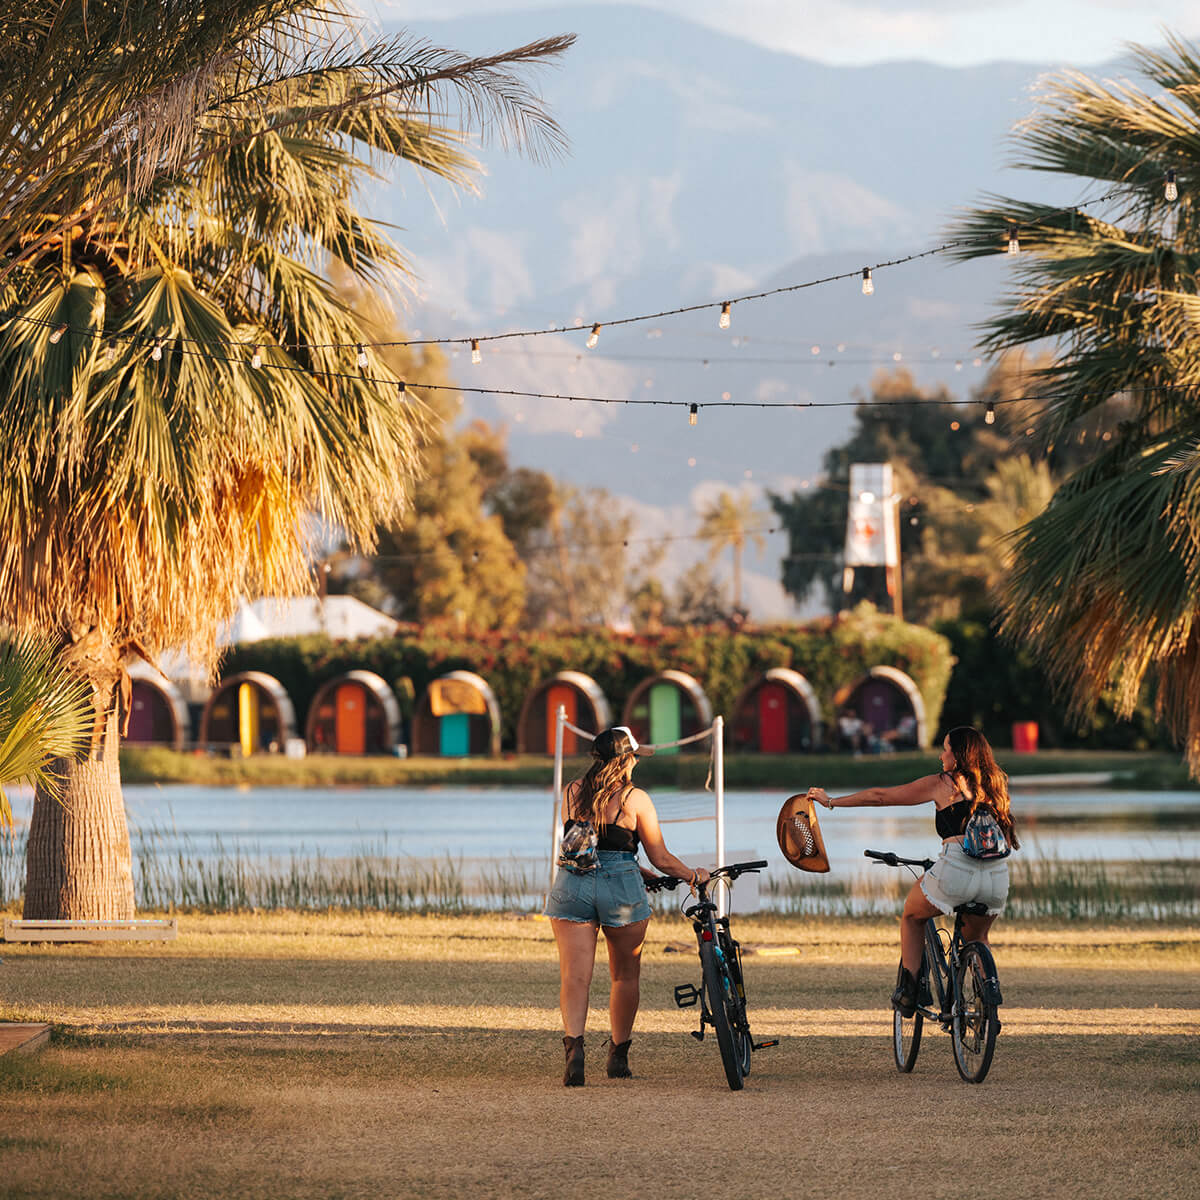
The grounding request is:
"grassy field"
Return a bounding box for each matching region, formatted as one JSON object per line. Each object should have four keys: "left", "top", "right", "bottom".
{"left": 1, "top": 912, "right": 1197, "bottom": 1199}
{"left": 119, "top": 745, "right": 1196, "bottom": 790}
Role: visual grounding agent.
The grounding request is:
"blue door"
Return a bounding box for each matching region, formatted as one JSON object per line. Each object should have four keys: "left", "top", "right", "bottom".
{"left": 440, "top": 713, "right": 471, "bottom": 757}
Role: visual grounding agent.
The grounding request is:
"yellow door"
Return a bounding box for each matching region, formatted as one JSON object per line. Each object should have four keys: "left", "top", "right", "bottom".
{"left": 238, "top": 683, "right": 259, "bottom": 757}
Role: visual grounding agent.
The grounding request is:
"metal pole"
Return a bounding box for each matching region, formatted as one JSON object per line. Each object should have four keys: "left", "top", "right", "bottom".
{"left": 549, "top": 704, "right": 566, "bottom": 898}
{"left": 713, "top": 715, "right": 726, "bottom": 915}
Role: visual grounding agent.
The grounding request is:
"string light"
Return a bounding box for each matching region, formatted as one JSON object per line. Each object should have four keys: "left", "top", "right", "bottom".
{"left": 719, "top": 302, "right": 732, "bottom": 330}
{"left": 689, "top": 403, "right": 698, "bottom": 426}
{"left": 1007, "top": 225, "right": 1020, "bottom": 255}
{"left": 985, "top": 401, "right": 996, "bottom": 425}
{"left": 470, "top": 339, "right": 482, "bottom": 365}
{"left": 48, "top": 323, "right": 67, "bottom": 344}
{"left": 586, "top": 323, "right": 601, "bottom": 349}
{"left": 251, "top": 345, "right": 262, "bottom": 369}
{"left": 356, "top": 343, "right": 368, "bottom": 368}
{"left": 861, "top": 268, "right": 874, "bottom": 296}
{"left": 397, "top": 381, "right": 407, "bottom": 398}
{"left": 1165, "top": 169, "right": 1178, "bottom": 202}
{"left": 150, "top": 339, "right": 163, "bottom": 362}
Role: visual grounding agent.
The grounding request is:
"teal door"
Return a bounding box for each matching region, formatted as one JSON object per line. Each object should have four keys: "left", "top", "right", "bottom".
{"left": 649, "top": 684, "right": 681, "bottom": 754}
{"left": 439, "top": 713, "right": 471, "bottom": 757}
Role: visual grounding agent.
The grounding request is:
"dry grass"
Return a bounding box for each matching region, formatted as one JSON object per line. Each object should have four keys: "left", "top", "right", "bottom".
{"left": 1, "top": 912, "right": 1198, "bottom": 1200}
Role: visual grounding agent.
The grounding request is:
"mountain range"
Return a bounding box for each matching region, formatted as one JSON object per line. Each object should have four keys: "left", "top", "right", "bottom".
{"left": 364, "top": 5, "right": 1117, "bottom": 618}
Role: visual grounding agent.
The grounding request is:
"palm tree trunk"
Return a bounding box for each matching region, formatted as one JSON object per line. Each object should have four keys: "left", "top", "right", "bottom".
{"left": 732, "top": 540, "right": 743, "bottom": 612}
{"left": 22, "top": 704, "right": 135, "bottom": 920}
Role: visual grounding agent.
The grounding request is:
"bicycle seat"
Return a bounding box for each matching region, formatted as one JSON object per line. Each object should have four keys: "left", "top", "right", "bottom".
{"left": 954, "top": 901, "right": 990, "bottom": 916}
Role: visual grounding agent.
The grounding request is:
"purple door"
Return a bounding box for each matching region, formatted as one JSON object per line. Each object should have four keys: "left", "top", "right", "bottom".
{"left": 859, "top": 681, "right": 895, "bottom": 739}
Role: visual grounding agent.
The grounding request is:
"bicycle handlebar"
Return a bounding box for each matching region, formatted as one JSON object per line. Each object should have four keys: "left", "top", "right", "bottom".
{"left": 864, "top": 848, "right": 935, "bottom": 871}
{"left": 644, "top": 859, "right": 769, "bottom": 894}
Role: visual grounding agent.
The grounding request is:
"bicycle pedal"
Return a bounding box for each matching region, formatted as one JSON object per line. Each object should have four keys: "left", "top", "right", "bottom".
{"left": 752, "top": 1040, "right": 779, "bottom": 1050}
{"left": 690, "top": 1030, "right": 705, "bottom": 1042}
{"left": 674, "top": 983, "right": 700, "bottom": 1009}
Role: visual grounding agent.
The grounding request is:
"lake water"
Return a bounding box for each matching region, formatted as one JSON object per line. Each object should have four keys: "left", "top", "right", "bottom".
{"left": 11, "top": 781, "right": 1196, "bottom": 879}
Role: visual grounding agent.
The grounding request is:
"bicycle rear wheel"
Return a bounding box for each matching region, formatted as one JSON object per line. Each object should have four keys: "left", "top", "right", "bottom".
{"left": 892, "top": 959, "right": 923, "bottom": 1072}
{"left": 952, "top": 942, "right": 1000, "bottom": 1083}
{"left": 700, "top": 941, "right": 745, "bottom": 1090}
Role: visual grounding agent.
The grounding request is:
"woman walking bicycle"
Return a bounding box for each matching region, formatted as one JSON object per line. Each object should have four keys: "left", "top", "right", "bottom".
{"left": 545, "top": 725, "right": 710, "bottom": 1086}
{"left": 807, "top": 725, "right": 1019, "bottom": 1015}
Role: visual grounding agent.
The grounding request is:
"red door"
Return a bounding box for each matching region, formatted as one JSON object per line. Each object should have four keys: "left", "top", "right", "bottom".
{"left": 545, "top": 684, "right": 578, "bottom": 754}
{"left": 758, "top": 683, "right": 789, "bottom": 753}
{"left": 335, "top": 683, "right": 367, "bottom": 755}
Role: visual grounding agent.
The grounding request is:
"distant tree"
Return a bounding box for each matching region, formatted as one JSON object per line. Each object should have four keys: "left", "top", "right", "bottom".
{"left": 696, "top": 490, "right": 765, "bottom": 614}
{"left": 666, "top": 560, "right": 730, "bottom": 625}
{"left": 949, "top": 35, "right": 1200, "bottom": 772}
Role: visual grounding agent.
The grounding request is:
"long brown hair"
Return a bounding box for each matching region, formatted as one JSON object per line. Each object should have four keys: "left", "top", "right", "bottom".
{"left": 569, "top": 754, "right": 635, "bottom": 829}
{"left": 946, "top": 726, "right": 1020, "bottom": 849}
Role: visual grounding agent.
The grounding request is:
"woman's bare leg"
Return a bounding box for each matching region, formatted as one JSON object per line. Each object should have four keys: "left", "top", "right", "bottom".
{"left": 900, "top": 879, "right": 941, "bottom": 975}
{"left": 960, "top": 913, "right": 997, "bottom": 946}
{"left": 552, "top": 919, "right": 599, "bottom": 1037}
{"left": 602, "top": 918, "right": 650, "bottom": 1043}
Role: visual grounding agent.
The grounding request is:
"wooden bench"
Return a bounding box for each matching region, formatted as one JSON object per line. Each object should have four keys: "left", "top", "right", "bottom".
{"left": 2, "top": 918, "right": 178, "bottom": 943}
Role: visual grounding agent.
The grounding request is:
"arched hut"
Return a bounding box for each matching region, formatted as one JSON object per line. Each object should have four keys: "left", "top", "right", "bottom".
{"left": 200, "top": 671, "right": 297, "bottom": 756}
{"left": 730, "top": 667, "right": 821, "bottom": 753}
{"left": 833, "top": 665, "right": 928, "bottom": 749}
{"left": 621, "top": 669, "right": 713, "bottom": 754}
{"left": 123, "top": 662, "right": 191, "bottom": 750}
{"left": 517, "top": 671, "right": 613, "bottom": 755}
{"left": 410, "top": 670, "right": 502, "bottom": 757}
{"left": 305, "top": 671, "right": 402, "bottom": 755}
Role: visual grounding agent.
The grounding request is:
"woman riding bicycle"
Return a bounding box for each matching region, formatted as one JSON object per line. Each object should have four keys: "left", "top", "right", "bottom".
{"left": 807, "top": 725, "right": 1019, "bottom": 1017}
{"left": 545, "top": 725, "right": 710, "bottom": 1087}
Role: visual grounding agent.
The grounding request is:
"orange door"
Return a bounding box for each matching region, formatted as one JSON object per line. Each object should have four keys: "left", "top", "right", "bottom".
{"left": 335, "top": 683, "right": 367, "bottom": 755}
{"left": 545, "top": 684, "right": 578, "bottom": 754}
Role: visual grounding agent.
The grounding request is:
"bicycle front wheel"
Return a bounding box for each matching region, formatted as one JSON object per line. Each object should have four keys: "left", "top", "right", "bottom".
{"left": 700, "top": 941, "right": 745, "bottom": 1090}
{"left": 892, "top": 959, "right": 923, "bottom": 1072}
{"left": 952, "top": 942, "right": 1000, "bottom": 1083}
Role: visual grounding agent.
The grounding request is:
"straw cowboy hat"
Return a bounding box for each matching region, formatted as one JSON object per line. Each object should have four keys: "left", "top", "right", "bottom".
{"left": 776, "top": 793, "right": 830, "bottom": 873}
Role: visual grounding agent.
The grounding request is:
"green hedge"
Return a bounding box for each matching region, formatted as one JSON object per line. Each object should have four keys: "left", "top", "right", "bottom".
{"left": 218, "top": 604, "right": 952, "bottom": 751}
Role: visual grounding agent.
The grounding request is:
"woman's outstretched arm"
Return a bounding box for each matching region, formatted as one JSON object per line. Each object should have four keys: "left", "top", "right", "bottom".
{"left": 808, "top": 774, "right": 948, "bottom": 810}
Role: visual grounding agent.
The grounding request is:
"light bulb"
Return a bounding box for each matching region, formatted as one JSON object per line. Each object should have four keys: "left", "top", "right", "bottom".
{"left": 151, "top": 339, "right": 163, "bottom": 362}
{"left": 586, "top": 323, "right": 601, "bottom": 349}
{"left": 1007, "top": 225, "right": 1020, "bottom": 255}
{"left": 251, "top": 345, "right": 262, "bottom": 369}
{"left": 985, "top": 401, "right": 996, "bottom": 425}
{"left": 1166, "top": 169, "right": 1178, "bottom": 202}
{"left": 470, "top": 339, "right": 482, "bottom": 365}
{"left": 356, "top": 343, "right": 368, "bottom": 368}
{"left": 397, "top": 381, "right": 407, "bottom": 397}
{"left": 719, "top": 301, "right": 731, "bottom": 330}
{"left": 689, "top": 403, "right": 698, "bottom": 426}
{"left": 49, "top": 323, "right": 68, "bottom": 344}
{"left": 861, "top": 268, "right": 874, "bottom": 296}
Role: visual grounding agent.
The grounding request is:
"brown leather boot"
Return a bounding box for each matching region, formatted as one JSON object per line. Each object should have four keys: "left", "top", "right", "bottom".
{"left": 606, "top": 1038, "right": 632, "bottom": 1079}
{"left": 563, "top": 1035, "right": 584, "bottom": 1087}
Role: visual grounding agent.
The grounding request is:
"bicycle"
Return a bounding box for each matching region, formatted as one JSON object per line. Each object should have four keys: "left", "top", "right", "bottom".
{"left": 865, "top": 849, "right": 1004, "bottom": 1084}
{"left": 646, "top": 860, "right": 777, "bottom": 1090}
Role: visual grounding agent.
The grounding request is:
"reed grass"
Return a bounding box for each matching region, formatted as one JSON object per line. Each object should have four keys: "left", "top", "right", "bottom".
{"left": 2, "top": 821, "right": 1196, "bottom": 920}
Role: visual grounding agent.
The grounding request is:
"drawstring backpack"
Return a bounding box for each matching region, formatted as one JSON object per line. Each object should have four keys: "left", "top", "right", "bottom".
{"left": 962, "top": 806, "right": 1011, "bottom": 859}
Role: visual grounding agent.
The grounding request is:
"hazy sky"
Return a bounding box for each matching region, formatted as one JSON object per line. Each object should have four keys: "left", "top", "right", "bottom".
{"left": 371, "top": 0, "right": 1198, "bottom": 67}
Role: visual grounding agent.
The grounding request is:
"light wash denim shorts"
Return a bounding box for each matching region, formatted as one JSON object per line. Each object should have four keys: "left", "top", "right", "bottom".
{"left": 544, "top": 850, "right": 652, "bottom": 928}
{"left": 921, "top": 840, "right": 1009, "bottom": 917}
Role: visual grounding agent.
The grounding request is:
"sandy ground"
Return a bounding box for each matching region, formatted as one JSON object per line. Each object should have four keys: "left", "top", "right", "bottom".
{"left": 1, "top": 912, "right": 1197, "bottom": 1200}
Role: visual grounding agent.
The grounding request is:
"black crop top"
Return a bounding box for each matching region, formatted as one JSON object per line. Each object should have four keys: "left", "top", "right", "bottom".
{"left": 935, "top": 797, "right": 974, "bottom": 839}
{"left": 561, "top": 818, "right": 639, "bottom": 853}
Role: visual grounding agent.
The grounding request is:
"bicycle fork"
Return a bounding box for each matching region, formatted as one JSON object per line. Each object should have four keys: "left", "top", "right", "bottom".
{"left": 674, "top": 935, "right": 777, "bottom": 1051}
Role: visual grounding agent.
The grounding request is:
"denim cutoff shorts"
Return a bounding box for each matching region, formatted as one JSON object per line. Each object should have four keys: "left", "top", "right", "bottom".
{"left": 920, "top": 840, "right": 1009, "bottom": 917}
{"left": 544, "top": 850, "right": 652, "bottom": 928}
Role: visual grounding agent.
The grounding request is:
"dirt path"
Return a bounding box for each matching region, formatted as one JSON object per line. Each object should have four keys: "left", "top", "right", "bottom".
{"left": 0, "top": 913, "right": 1196, "bottom": 1199}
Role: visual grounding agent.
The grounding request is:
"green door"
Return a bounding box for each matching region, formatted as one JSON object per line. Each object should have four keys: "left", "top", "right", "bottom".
{"left": 439, "top": 713, "right": 471, "bottom": 757}
{"left": 649, "top": 684, "right": 681, "bottom": 755}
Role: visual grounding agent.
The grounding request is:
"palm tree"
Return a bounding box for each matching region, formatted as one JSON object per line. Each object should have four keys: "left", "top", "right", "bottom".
{"left": 697, "top": 490, "right": 765, "bottom": 614}
{"left": 0, "top": 637, "right": 92, "bottom": 828}
{"left": 949, "top": 34, "right": 1200, "bottom": 773}
{"left": 0, "top": 4, "right": 572, "bottom": 917}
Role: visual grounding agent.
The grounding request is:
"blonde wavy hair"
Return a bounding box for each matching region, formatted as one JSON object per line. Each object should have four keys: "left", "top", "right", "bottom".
{"left": 569, "top": 753, "right": 636, "bottom": 829}
{"left": 946, "top": 726, "right": 1020, "bottom": 849}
